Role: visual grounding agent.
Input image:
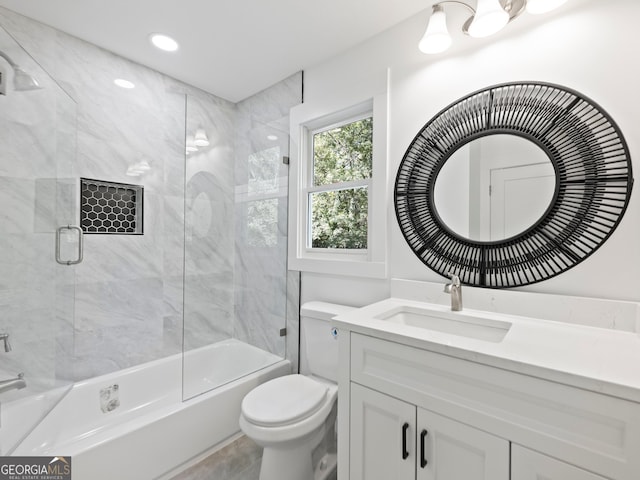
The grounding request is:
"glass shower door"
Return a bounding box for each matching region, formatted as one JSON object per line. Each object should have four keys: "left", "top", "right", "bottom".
{"left": 232, "top": 112, "right": 290, "bottom": 366}
{"left": 0, "top": 25, "right": 78, "bottom": 454}
{"left": 181, "top": 88, "right": 292, "bottom": 400}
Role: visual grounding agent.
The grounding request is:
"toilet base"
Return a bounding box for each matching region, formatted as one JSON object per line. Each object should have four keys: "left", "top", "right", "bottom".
{"left": 258, "top": 440, "right": 337, "bottom": 480}
{"left": 259, "top": 441, "right": 315, "bottom": 480}
{"left": 314, "top": 452, "right": 337, "bottom": 480}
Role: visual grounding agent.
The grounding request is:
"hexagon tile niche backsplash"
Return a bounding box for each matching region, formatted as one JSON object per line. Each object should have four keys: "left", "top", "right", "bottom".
{"left": 80, "top": 178, "right": 144, "bottom": 234}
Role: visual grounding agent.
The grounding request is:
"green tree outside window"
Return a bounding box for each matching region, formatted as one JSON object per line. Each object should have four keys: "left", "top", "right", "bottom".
{"left": 311, "top": 117, "right": 372, "bottom": 249}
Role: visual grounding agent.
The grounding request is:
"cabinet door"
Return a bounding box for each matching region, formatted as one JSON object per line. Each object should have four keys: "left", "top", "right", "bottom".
{"left": 512, "top": 445, "right": 609, "bottom": 480}
{"left": 416, "top": 408, "right": 509, "bottom": 480}
{"left": 350, "top": 383, "right": 416, "bottom": 480}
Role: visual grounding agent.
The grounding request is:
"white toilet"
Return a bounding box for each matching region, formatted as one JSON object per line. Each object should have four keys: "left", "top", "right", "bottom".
{"left": 239, "top": 301, "right": 353, "bottom": 480}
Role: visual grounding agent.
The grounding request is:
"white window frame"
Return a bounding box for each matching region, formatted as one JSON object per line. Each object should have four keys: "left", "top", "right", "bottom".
{"left": 288, "top": 89, "right": 388, "bottom": 278}
{"left": 306, "top": 111, "right": 372, "bottom": 256}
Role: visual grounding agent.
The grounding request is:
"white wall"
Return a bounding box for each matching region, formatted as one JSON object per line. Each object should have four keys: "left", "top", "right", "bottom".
{"left": 434, "top": 144, "right": 470, "bottom": 238}
{"left": 300, "top": 0, "right": 640, "bottom": 306}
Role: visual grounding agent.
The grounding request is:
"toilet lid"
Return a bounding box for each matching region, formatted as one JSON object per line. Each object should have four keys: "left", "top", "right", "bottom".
{"left": 242, "top": 375, "right": 328, "bottom": 427}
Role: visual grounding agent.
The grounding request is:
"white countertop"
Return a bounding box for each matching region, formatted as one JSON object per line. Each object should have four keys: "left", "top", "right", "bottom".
{"left": 333, "top": 296, "right": 640, "bottom": 404}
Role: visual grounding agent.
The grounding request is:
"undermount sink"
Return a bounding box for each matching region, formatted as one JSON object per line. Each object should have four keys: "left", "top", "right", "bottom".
{"left": 374, "top": 305, "right": 512, "bottom": 343}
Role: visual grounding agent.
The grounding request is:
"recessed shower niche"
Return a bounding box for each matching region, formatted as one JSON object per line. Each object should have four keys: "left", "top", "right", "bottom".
{"left": 80, "top": 178, "right": 143, "bottom": 234}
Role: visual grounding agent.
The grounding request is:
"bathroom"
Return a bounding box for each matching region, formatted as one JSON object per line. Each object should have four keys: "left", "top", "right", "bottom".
{"left": 0, "top": 0, "right": 639, "bottom": 479}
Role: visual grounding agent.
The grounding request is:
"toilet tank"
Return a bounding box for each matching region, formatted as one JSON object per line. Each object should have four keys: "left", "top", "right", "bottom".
{"left": 300, "top": 301, "right": 355, "bottom": 382}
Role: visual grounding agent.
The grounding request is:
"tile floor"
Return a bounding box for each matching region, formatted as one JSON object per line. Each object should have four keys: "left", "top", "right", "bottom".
{"left": 169, "top": 435, "right": 262, "bottom": 480}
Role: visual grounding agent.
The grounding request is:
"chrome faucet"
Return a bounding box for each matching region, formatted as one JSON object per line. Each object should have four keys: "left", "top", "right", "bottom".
{"left": 0, "top": 333, "right": 10, "bottom": 352}
{"left": 0, "top": 373, "right": 26, "bottom": 394}
{"left": 443, "top": 273, "right": 463, "bottom": 311}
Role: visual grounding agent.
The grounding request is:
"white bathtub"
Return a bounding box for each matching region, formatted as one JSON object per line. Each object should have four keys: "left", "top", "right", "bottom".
{"left": 5, "top": 339, "right": 289, "bottom": 480}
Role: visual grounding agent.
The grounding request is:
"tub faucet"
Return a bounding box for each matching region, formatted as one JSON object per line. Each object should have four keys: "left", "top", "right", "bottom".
{"left": 443, "top": 273, "right": 463, "bottom": 311}
{"left": 0, "top": 333, "right": 10, "bottom": 352}
{"left": 0, "top": 373, "right": 26, "bottom": 394}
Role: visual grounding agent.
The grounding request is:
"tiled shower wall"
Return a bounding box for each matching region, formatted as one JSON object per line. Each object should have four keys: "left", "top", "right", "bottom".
{"left": 183, "top": 74, "right": 303, "bottom": 366}
{"left": 0, "top": 6, "right": 301, "bottom": 389}
{"left": 182, "top": 93, "right": 236, "bottom": 352}
{"left": 0, "top": 17, "right": 77, "bottom": 395}
{"left": 233, "top": 76, "right": 302, "bottom": 361}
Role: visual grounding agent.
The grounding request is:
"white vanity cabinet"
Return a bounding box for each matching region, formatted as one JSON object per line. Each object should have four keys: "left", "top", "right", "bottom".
{"left": 350, "top": 383, "right": 509, "bottom": 480}
{"left": 349, "top": 383, "right": 415, "bottom": 480}
{"left": 512, "top": 445, "right": 608, "bottom": 480}
{"left": 336, "top": 331, "right": 640, "bottom": 480}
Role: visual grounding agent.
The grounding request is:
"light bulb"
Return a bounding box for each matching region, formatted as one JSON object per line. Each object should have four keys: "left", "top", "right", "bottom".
{"left": 468, "top": 0, "right": 509, "bottom": 38}
{"left": 186, "top": 135, "right": 198, "bottom": 153}
{"left": 194, "top": 128, "right": 210, "bottom": 147}
{"left": 526, "top": 0, "right": 568, "bottom": 15}
{"left": 419, "top": 5, "right": 452, "bottom": 54}
{"left": 126, "top": 166, "right": 142, "bottom": 176}
{"left": 137, "top": 160, "right": 151, "bottom": 171}
{"left": 127, "top": 160, "right": 150, "bottom": 176}
{"left": 114, "top": 78, "right": 135, "bottom": 89}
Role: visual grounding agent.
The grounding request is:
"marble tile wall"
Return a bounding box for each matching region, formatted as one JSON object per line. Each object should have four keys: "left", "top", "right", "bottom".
{"left": 182, "top": 74, "right": 302, "bottom": 396}
{"left": 233, "top": 74, "right": 302, "bottom": 362}
{"left": 183, "top": 94, "right": 236, "bottom": 351}
{"left": 0, "top": 16, "right": 77, "bottom": 393}
{"left": 2, "top": 9, "right": 191, "bottom": 381}
{"left": 0, "top": 4, "right": 303, "bottom": 407}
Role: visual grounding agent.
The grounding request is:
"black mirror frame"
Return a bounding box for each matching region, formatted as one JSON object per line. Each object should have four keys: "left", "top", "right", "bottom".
{"left": 395, "top": 82, "right": 633, "bottom": 288}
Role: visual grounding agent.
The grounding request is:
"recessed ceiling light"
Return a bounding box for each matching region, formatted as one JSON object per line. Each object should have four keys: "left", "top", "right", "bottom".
{"left": 267, "top": 134, "right": 278, "bottom": 141}
{"left": 150, "top": 33, "right": 179, "bottom": 52}
{"left": 114, "top": 78, "right": 135, "bottom": 89}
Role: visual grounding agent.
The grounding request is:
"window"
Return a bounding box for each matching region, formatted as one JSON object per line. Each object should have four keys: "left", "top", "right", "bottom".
{"left": 246, "top": 146, "right": 282, "bottom": 247}
{"left": 288, "top": 91, "right": 388, "bottom": 278}
{"left": 308, "top": 115, "right": 372, "bottom": 250}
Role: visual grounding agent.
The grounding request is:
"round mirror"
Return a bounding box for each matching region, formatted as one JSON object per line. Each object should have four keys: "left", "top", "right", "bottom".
{"left": 433, "top": 134, "right": 556, "bottom": 242}
{"left": 395, "top": 82, "right": 633, "bottom": 288}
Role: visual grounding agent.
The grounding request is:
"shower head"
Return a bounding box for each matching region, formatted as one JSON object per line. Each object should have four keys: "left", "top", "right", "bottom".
{"left": 12, "top": 66, "right": 41, "bottom": 91}
{"left": 0, "top": 49, "right": 42, "bottom": 94}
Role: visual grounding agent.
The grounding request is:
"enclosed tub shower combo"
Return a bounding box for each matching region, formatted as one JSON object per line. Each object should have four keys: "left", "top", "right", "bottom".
{"left": 0, "top": 15, "right": 301, "bottom": 479}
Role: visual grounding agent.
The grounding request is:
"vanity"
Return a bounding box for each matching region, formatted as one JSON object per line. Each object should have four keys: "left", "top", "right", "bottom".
{"left": 332, "top": 279, "right": 640, "bottom": 480}
{"left": 331, "top": 81, "right": 638, "bottom": 479}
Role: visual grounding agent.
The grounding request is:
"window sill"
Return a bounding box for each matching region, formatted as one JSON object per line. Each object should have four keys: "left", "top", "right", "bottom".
{"left": 289, "top": 255, "right": 387, "bottom": 278}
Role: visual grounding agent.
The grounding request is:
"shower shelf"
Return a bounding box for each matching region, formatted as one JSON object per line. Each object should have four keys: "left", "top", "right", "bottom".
{"left": 80, "top": 178, "right": 143, "bottom": 235}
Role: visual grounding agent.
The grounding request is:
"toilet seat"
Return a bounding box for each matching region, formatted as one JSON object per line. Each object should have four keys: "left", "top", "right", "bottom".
{"left": 241, "top": 374, "right": 328, "bottom": 427}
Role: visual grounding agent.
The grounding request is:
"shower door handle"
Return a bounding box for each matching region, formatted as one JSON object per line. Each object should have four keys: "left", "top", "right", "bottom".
{"left": 55, "top": 225, "right": 84, "bottom": 265}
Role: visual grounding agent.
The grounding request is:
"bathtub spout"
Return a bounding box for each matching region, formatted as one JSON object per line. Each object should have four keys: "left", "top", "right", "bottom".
{"left": 0, "top": 373, "right": 26, "bottom": 394}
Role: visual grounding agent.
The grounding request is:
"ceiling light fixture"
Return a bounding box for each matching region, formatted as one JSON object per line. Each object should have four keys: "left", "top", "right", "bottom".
{"left": 194, "top": 128, "right": 210, "bottom": 147}
{"left": 419, "top": 0, "right": 567, "bottom": 54}
{"left": 186, "top": 135, "right": 198, "bottom": 154}
{"left": 525, "top": 0, "right": 568, "bottom": 14}
{"left": 419, "top": 4, "right": 452, "bottom": 54}
{"left": 467, "top": 0, "right": 510, "bottom": 37}
{"left": 126, "top": 160, "right": 151, "bottom": 177}
{"left": 149, "top": 33, "right": 179, "bottom": 52}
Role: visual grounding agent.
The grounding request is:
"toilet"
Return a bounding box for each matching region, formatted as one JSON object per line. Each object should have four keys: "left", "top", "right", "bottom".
{"left": 239, "top": 301, "right": 354, "bottom": 480}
